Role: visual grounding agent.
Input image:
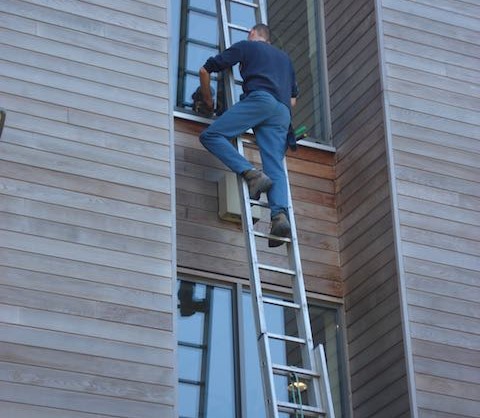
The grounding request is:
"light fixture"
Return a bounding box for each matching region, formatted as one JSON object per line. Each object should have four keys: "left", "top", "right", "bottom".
{"left": 0, "top": 109, "right": 5, "bottom": 138}
{"left": 288, "top": 380, "right": 308, "bottom": 393}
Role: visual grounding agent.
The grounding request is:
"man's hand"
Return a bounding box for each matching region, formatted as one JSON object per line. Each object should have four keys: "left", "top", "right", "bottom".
{"left": 192, "top": 87, "right": 214, "bottom": 117}
{"left": 203, "top": 96, "right": 214, "bottom": 111}
{"left": 200, "top": 67, "right": 213, "bottom": 107}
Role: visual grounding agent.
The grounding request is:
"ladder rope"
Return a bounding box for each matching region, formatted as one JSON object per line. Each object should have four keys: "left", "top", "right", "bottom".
{"left": 289, "top": 371, "right": 305, "bottom": 418}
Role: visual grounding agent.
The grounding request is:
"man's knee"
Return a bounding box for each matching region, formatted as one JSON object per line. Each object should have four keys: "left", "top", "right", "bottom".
{"left": 199, "top": 128, "right": 222, "bottom": 149}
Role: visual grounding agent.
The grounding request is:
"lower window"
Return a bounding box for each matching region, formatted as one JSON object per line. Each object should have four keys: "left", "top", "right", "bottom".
{"left": 177, "top": 278, "right": 348, "bottom": 417}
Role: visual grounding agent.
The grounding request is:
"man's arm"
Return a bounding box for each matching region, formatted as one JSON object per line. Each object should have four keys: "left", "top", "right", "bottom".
{"left": 290, "top": 97, "right": 297, "bottom": 108}
{"left": 199, "top": 66, "right": 214, "bottom": 110}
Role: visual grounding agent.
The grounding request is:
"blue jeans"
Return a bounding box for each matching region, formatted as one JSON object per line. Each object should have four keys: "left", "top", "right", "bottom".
{"left": 199, "top": 91, "right": 290, "bottom": 218}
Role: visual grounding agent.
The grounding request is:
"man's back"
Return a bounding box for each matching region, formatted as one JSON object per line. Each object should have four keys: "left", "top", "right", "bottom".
{"left": 203, "top": 39, "right": 298, "bottom": 109}
{"left": 236, "top": 40, "right": 297, "bottom": 108}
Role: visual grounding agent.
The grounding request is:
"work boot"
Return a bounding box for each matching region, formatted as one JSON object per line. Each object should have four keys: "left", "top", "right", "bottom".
{"left": 269, "top": 212, "right": 291, "bottom": 247}
{"left": 242, "top": 169, "right": 273, "bottom": 200}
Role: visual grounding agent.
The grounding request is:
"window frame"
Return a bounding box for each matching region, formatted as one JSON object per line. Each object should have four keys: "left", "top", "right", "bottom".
{"left": 176, "top": 273, "right": 350, "bottom": 418}
{"left": 170, "top": 0, "right": 335, "bottom": 151}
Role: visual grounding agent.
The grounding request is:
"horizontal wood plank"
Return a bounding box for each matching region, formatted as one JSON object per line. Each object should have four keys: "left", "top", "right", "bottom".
{"left": 0, "top": 361, "right": 174, "bottom": 404}
{"left": 0, "top": 381, "right": 173, "bottom": 418}
{"left": 0, "top": 2, "right": 174, "bottom": 417}
{"left": 0, "top": 284, "right": 172, "bottom": 329}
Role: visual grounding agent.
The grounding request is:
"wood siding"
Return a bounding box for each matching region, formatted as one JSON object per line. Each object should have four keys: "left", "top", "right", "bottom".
{"left": 175, "top": 118, "right": 341, "bottom": 297}
{"left": 0, "top": 1, "right": 174, "bottom": 417}
{"left": 379, "top": 0, "right": 480, "bottom": 416}
{"left": 325, "top": 0, "right": 411, "bottom": 416}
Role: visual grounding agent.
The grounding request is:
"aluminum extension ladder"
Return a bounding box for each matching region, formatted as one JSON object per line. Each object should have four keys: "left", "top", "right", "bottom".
{"left": 217, "top": 1, "right": 335, "bottom": 417}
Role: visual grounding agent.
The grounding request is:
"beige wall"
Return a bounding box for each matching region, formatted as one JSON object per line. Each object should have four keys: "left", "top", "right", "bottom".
{"left": 2, "top": 1, "right": 478, "bottom": 417}
{"left": 0, "top": 1, "right": 175, "bottom": 417}
{"left": 378, "top": 0, "right": 480, "bottom": 416}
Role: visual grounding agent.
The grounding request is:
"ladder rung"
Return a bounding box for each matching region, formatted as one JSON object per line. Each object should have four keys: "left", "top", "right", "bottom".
{"left": 249, "top": 198, "right": 269, "bottom": 208}
{"left": 257, "top": 263, "right": 295, "bottom": 275}
{"left": 239, "top": 136, "right": 256, "bottom": 145}
{"left": 267, "top": 332, "right": 306, "bottom": 344}
{"left": 230, "top": 0, "right": 259, "bottom": 8}
{"left": 272, "top": 363, "right": 320, "bottom": 378}
{"left": 253, "top": 232, "right": 292, "bottom": 245}
{"left": 277, "top": 401, "right": 325, "bottom": 416}
{"left": 262, "top": 297, "right": 300, "bottom": 310}
{"left": 227, "top": 22, "right": 250, "bottom": 32}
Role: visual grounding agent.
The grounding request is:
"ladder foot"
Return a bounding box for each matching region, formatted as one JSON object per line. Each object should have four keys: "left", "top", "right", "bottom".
{"left": 269, "top": 212, "right": 291, "bottom": 247}
{"left": 242, "top": 169, "right": 272, "bottom": 200}
{"left": 268, "top": 238, "right": 287, "bottom": 248}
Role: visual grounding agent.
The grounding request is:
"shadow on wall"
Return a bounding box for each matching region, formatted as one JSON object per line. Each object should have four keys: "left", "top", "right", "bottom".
{"left": 0, "top": 109, "right": 6, "bottom": 138}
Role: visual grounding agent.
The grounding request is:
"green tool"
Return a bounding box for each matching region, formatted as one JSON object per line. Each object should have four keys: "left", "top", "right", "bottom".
{"left": 294, "top": 125, "right": 308, "bottom": 140}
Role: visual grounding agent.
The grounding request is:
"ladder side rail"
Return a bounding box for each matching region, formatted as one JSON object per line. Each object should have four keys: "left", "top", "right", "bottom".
{"left": 314, "top": 344, "right": 336, "bottom": 418}
{"left": 236, "top": 138, "right": 269, "bottom": 337}
{"left": 236, "top": 137, "right": 279, "bottom": 418}
{"left": 257, "top": 0, "right": 268, "bottom": 24}
{"left": 283, "top": 159, "right": 316, "bottom": 358}
{"left": 217, "top": 0, "right": 271, "bottom": 342}
{"left": 217, "top": 0, "right": 236, "bottom": 105}
{"left": 283, "top": 158, "right": 324, "bottom": 411}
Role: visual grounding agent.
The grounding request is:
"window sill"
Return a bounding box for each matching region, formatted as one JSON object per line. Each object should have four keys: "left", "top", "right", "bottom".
{"left": 296, "top": 139, "right": 336, "bottom": 153}
{"left": 174, "top": 109, "right": 213, "bottom": 126}
{"left": 173, "top": 110, "right": 336, "bottom": 153}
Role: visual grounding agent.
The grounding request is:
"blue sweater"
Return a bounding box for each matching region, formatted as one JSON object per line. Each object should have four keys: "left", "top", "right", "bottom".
{"left": 203, "top": 40, "right": 298, "bottom": 109}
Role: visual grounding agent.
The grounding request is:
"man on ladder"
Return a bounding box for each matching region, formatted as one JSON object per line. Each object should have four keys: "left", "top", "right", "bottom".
{"left": 197, "top": 23, "right": 298, "bottom": 247}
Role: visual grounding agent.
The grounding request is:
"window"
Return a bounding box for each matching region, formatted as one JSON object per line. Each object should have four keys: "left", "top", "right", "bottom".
{"left": 171, "top": 0, "right": 331, "bottom": 145}
{"left": 177, "top": 281, "right": 236, "bottom": 417}
{"left": 177, "top": 278, "right": 348, "bottom": 417}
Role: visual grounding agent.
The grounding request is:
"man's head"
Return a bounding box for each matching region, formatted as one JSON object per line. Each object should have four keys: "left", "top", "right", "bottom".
{"left": 248, "top": 23, "right": 270, "bottom": 43}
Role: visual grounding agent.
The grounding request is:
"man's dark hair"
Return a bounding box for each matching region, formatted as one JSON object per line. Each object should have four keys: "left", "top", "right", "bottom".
{"left": 252, "top": 23, "right": 270, "bottom": 42}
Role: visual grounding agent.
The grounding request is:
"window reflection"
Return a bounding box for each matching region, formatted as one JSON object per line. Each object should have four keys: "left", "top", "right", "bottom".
{"left": 311, "top": 305, "right": 344, "bottom": 416}
{"left": 227, "top": 3, "right": 256, "bottom": 28}
{"left": 189, "top": 0, "right": 216, "bottom": 13}
{"left": 229, "top": 27, "right": 248, "bottom": 44}
{"left": 174, "top": 0, "right": 331, "bottom": 144}
{"left": 242, "top": 292, "right": 345, "bottom": 417}
{"left": 177, "top": 281, "right": 235, "bottom": 418}
{"left": 268, "top": 0, "right": 331, "bottom": 143}
{"left": 177, "top": 279, "right": 346, "bottom": 418}
{"left": 176, "top": 0, "right": 221, "bottom": 112}
{"left": 188, "top": 11, "right": 218, "bottom": 44}
{"left": 186, "top": 43, "right": 218, "bottom": 73}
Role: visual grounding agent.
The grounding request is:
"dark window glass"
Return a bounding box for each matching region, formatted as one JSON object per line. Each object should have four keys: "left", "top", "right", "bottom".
{"left": 268, "top": 0, "right": 331, "bottom": 144}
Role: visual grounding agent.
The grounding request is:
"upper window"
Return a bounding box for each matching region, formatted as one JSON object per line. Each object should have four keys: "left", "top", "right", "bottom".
{"left": 177, "top": 278, "right": 348, "bottom": 417}
{"left": 171, "top": 0, "right": 332, "bottom": 145}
